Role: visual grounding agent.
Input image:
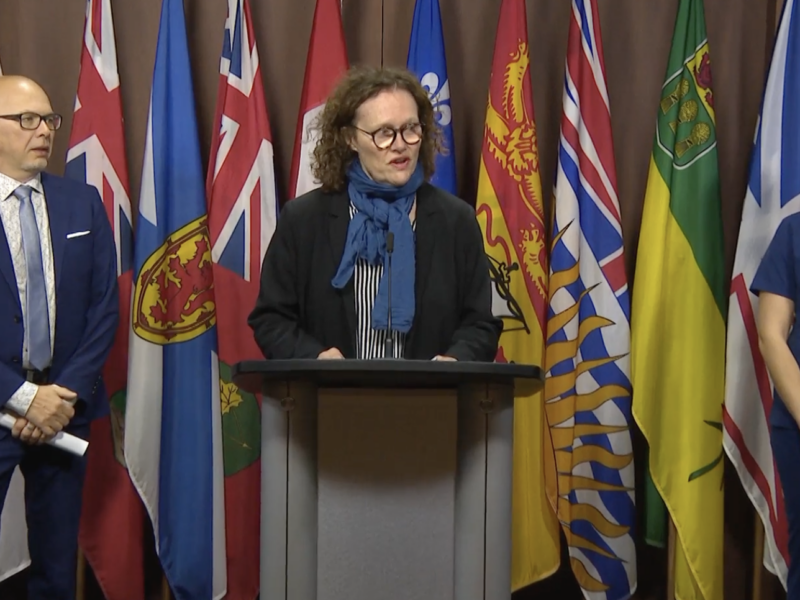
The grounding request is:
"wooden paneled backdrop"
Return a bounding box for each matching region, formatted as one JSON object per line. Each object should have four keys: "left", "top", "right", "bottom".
{"left": 0, "top": 0, "right": 788, "bottom": 598}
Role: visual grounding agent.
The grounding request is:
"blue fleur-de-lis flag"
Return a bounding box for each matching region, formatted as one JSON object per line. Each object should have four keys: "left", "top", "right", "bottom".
{"left": 407, "top": 0, "right": 457, "bottom": 195}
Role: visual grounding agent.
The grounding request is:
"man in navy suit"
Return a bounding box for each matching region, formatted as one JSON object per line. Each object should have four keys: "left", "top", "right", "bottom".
{"left": 0, "top": 75, "right": 118, "bottom": 599}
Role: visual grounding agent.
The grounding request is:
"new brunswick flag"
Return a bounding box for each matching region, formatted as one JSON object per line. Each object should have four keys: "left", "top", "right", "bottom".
{"left": 475, "top": 0, "right": 561, "bottom": 589}
{"left": 630, "top": 0, "right": 725, "bottom": 599}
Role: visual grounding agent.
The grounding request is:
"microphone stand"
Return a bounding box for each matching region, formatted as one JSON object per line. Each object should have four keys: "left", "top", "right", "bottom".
{"left": 384, "top": 231, "right": 395, "bottom": 359}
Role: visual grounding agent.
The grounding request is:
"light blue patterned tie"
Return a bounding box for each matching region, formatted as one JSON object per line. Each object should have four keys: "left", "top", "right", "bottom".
{"left": 14, "top": 185, "right": 50, "bottom": 370}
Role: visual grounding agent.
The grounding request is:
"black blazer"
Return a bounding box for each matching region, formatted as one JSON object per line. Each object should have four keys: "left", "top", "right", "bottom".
{"left": 248, "top": 183, "right": 502, "bottom": 361}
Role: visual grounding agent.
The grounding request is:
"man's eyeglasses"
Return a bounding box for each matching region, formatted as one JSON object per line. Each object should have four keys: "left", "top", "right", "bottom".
{"left": 0, "top": 112, "right": 62, "bottom": 131}
{"left": 352, "top": 123, "right": 423, "bottom": 149}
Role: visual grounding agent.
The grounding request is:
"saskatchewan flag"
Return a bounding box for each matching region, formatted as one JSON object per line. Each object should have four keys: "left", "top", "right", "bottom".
{"left": 630, "top": 0, "right": 725, "bottom": 598}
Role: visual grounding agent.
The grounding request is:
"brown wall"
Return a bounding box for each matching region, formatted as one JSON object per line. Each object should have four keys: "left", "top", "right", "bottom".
{"left": 0, "top": 0, "right": 787, "bottom": 598}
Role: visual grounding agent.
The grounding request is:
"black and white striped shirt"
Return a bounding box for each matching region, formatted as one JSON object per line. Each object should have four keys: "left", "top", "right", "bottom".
{"left": 350, "top": 203, "right": 415, "bottom": 359}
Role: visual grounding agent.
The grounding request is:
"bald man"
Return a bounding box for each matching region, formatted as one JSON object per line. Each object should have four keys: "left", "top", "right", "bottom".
{"left": 0, "top": 76, "right": 118, "bottom": 599}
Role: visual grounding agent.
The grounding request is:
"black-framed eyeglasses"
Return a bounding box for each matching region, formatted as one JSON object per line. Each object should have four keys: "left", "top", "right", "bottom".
{"left": 0, "top": 112, "right": 62, "bottom": 131}
{"left": 352, "top": 123, "right": 423, "bottom": 149}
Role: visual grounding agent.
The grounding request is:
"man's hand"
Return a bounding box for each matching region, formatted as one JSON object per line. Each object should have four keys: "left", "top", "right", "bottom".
{"left": 11, "top": 418, "right": 48, "bottom": 445}
{"left": 24, "top": 384, "right": 76, "bottom": 437}
{"left": 317, "top": 348, "right": 345, "bottom": 359}
{"left": 432, "top": 355, "right": 457, "bottom": 361}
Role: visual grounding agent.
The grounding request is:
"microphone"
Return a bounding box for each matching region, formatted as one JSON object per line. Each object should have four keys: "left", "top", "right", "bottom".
{"left": 384, "top": 231, "right": 395, "bottom": 359}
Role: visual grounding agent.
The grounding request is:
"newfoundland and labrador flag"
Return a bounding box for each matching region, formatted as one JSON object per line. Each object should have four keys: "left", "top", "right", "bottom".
{"left": 723, "top": 0, "right": 800, "bottom": 588}
{"left": 124, "top": 0, "right": 227, "bottom": 598}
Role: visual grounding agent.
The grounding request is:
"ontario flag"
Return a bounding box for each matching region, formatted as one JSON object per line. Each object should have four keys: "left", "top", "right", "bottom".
{"left": 289, "top": 0, "right": 348, "bottom": 198}
{"left": 64, "top": 2, "right": 143, "bottom": 599}
{"left": 723, "top": 0, "right": 799, "bottom": 588}
{"left": 207, "top": 0, "right": 278, "bottom": 598}
{"left": 124, "top": 0, "right": 226, "bottom": 598}
{"left": 474, "top": 0, "right": 561, "bottom": 590}
{"left": 545, "top": 1, "right": 637, "bottom": 598}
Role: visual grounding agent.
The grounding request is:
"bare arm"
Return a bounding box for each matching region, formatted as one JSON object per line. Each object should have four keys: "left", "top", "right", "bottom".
{"left": 757, "top": 291, "right": 800, "bottom": 426}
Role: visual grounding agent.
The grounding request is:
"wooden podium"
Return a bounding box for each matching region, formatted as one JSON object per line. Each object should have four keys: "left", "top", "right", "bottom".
{"left": 232, "top": 359, "right": 542, "bottom": 600}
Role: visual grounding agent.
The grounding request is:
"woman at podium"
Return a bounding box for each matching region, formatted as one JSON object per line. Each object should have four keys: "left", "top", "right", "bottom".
{"left": 248, "top": 66, "right": 501, "bottom": 362}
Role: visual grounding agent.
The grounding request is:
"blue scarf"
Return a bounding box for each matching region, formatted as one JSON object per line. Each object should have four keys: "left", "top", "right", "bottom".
{"left": 331, "top": 159, "right": 424, "bottom": 333}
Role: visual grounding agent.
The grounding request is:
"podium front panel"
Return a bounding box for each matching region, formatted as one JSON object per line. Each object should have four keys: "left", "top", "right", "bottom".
{"left": 260, "top": 380, "right": 516, "bottom": 600}
{"left": 317, "top": 389, "right": 457, "bottom": 600}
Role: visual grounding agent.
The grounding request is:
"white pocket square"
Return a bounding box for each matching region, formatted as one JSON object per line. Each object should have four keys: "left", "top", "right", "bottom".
{"left": 66, "top": 230, "right": 90, "bottom": 239}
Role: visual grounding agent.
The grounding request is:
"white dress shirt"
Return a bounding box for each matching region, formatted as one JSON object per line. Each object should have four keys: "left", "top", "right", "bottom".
{"left": 0, "top": 172, "right": 57, "bottom": 415}
{"left": 349, "top": 203, "right": 414, "bottom": 359}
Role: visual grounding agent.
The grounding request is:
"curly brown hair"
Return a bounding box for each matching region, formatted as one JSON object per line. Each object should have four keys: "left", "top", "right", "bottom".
{"left": 309, "top": 66, "right": 446, "bottom": 192}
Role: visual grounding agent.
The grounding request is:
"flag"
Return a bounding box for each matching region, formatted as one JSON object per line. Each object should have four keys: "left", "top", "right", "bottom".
{"left": 0, "top": 470, "right": 29, "bottom": 583}
{"left": 722, "top": 0, "right": 799, "bottom": 588}
{"left": 630, "top": 0, "right": 725, "bottom": 598}
{"left": 545, "top": 1, "right": 637, "bottom": 597}
{"left": 406, "top": 0, "right": 457, "bottom": 195}
{"left": 64, "top": 2, "right": 143, "bottom": 598}
{"left": 207, "top": 0, "right": 278, "bottom": 597}
{"left": 289, "top": 0, "right": 348, "bottom": 198}
{"left": 124, "top": 0, "right": 226, "bottom": 598}
{"left": 475, "top": 0, "right": 561, "bottom": 589}
{"left": 0, "top": 57, "right": 32, "bottom": 589}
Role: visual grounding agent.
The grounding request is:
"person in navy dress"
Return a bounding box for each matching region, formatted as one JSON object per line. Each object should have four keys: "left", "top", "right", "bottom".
{"left": 752, "top": 213, "right": 800, "bottom": 599}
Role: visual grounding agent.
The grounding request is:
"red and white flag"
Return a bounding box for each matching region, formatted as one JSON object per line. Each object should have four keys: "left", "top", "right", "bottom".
{"left": 288, "top": 0, "right": 348, "bottom": 198}
{"left": 207, "top": 1, "right": 278, "bottom": 597}
{"left": 65, "top": 1, "right": 144, "bottom": 598}
{"left": 723, "top": 0, "right": 798, "bottom": 588}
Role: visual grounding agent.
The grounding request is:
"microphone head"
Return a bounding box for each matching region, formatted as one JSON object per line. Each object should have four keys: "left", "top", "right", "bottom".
{"left": 386, "top": 231, "right": 395, "bottom": 253}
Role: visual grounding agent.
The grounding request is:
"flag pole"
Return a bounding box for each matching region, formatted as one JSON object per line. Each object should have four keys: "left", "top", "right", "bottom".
{"left": 380, "top": 0, "right": 385, "bottom": 66}
{"left": 752, "top": 516, "right": 765, "bottom": 600}
{"left": 161, "top": 574, "right": 172, "bottom": 600}
{"left": 667, "top": 517, "right": 677, "bottom": 600}
{"left": 76, "top": 548, "right": 86, "bottom": 600}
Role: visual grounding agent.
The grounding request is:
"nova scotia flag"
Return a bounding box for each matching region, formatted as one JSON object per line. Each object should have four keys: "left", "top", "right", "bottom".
{"left": 124, "top": 0, "right": 226, "bottom": 598}
{"left": 407, "top": 0, "right": 457, "bottom": 194}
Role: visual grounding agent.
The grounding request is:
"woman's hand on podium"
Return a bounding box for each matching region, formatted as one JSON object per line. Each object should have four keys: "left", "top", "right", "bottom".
{"left": 318, "top": 348, "right": 345, "bottom": 359}
{"left": 432, "top": 355, "right": 457, "bottom": 361}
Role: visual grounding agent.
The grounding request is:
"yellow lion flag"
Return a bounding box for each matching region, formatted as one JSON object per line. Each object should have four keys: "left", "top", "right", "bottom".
{"left": 631, "top": 0, "right": 725, "bottom": 599}
{"left": 475, "top": 0, "right": 561, "bottom": 590}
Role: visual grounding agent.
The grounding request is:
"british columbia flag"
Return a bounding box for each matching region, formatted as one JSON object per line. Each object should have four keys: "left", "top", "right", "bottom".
{"left": 544, "top": 1, "right": 637, "bottom": 598}
{"left": 64, "top": 1, "right": 144, "bottom": 599}
{"left": 207, "top": 1, "right": 278, "bottom": 598}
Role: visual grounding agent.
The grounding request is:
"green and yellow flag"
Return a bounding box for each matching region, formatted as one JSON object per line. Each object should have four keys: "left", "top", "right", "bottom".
{"left": 475, "top": 0, "right": 561, "bottom": 589}
{"left": 630, "top": 0, "right": 725, "bottom": 598}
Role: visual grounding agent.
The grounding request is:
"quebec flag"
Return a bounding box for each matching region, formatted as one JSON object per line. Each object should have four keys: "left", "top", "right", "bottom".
{"left": 124, "top": 0, "right": 227, "bottom": 598}
{"left": 406, "top": 0, "right": 457, "bottom": 194}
